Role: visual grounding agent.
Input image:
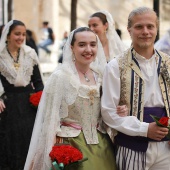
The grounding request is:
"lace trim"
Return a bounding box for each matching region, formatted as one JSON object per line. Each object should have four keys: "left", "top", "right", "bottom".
{"left": 0, "top": 47, "right": 38, "bottom": 86}
{"left": 78, "top": 83, "right": 100, "bottom": 98}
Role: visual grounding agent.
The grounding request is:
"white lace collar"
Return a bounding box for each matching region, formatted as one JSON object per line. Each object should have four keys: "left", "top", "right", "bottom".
{"left": 0, "top": 46, "right": 39, "bottom": 87}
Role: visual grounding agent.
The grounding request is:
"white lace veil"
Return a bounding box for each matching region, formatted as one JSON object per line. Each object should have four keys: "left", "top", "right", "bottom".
{"left": 0, "top": 20, "right": 42, "bottom": 94}
{"left": 0, "top": 20, "right": 13, "bottom": 95}
{"left": 0, "top": 20, "right": 13, "bottom": 53}
{"left": 93, "top": 10, "right": 127, "bottom": 60}
{"left": 0, "top": 20, "right": 28, "bottom": 53}
{"left": 62, "top": 27, "right": 107, "bottom": 75}
{"left": 24, "top": 27, "right": 106, "bottom": 170}
{"left": 155, "top": 29, "right": 170, "bottom": 55}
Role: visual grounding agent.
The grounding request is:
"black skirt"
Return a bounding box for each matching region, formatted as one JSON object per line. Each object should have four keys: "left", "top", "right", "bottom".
{"left": 0, "top": 85, "right": 37, "bottom": 170}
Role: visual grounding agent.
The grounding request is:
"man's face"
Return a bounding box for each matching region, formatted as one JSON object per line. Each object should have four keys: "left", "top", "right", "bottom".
{"left": 128, "top": 12, "right": 158, "bottom": 50}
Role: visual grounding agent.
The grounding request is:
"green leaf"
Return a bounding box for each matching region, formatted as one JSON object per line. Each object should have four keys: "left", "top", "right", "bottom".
{"left": 166, "top": 130, "right": 170, "bottom": 139}
{"left": 150, "top": 114, "right": 170, "bottom": 139}
{"left": 64, "top": 157, "right": 88, "bottom": 169}
{"left": 150, "top": 114, "right": 166, "bottom": 127}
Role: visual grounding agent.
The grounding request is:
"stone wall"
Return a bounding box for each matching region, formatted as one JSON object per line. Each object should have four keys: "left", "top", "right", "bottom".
{"left": 12, "top": 0, "right": 169, "bottom": 46}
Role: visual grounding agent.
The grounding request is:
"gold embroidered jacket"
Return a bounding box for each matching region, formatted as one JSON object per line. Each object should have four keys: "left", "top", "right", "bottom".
{"left": 117, "top": 48, "right": 170, "bottom": 121}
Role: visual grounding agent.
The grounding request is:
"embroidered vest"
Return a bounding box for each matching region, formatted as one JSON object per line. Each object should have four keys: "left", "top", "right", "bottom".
{"left": 117, "top": 48, "right": 170, "bottom": 121}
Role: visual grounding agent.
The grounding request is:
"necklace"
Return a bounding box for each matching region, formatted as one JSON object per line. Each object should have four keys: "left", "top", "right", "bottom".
{"left": 78, "top": 69, "right": 91, "bottom": 82}
{"left": 6, "top": 47, "right": 20, "bottom": 70}
{"left": 75, "top": 63, "right": 91, "bottom": 82}
{"left": 83, "top": 72, "right": 90, "bottom": 82}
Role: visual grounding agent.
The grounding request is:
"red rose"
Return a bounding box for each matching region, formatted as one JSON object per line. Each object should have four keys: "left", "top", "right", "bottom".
{"left": 29, "top": 91, "right": 42, "bottom": 107}
{"left": 158, "top": 117, "right": 169, "bottom": 127}
{"left": 49, "top": 145, "right": 83, "bottom": 165}
{"left": 151, "top": 115, "right": 170, "bottom": 139}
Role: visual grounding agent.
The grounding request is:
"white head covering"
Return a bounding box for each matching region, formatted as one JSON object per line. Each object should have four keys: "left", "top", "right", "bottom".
{"left": 91, "top": 10, "right": 127, "bottom": 61}
{"left": 24, "top": 27, "right": 106, "bottom": 170}
{"left": 0, "top": 21, "right": 14, "bottom": 94}
{"left": 0, "top": 20, "right": 13, "bottom": 53}
{"left": 155, "top": 29, "right": 170, "bottom": 55}
{"left": 0, "top": 20, "right": 30, "bottom": 53}
{"left": 62, "top": 27, "right": 107, "bottom": 75}
{"left": 0, "top": 21, "right": 14, "bottom": 95}
{"left": 0, "top": 20, "right": 42, "bottom": 94}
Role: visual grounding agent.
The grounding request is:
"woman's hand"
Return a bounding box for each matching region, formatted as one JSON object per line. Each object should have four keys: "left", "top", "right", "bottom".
{"left": 117, "top": 105, "right": 128, "bottom": 117}
{"left": 0, "top": 100, "right": 6, "bottom": 113}
{"left": 56, "top": 136, "right": 63, "bottom": 144}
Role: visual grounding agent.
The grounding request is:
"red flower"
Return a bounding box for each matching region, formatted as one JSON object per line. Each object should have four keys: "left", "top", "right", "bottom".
{"left": 158, "top": 117, "right": 169, "bottom": 127}
{"left": 49, "top": 145, "right": 83, "bottom": 165}
{"left": 150, "top": 115, "right": 170, "bottom": 139}
{"left": 29, "top": 91, "right": 42, "bottom": 107}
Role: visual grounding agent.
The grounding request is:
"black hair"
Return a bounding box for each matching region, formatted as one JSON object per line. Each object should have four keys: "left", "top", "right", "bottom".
{"left": 90, "top": 12, "right": 107, "bottom": 25}
{"left": 71, "top": 27, "right": 95, "bottom": 46}
{"left": 26, "top": 29, "right": 32, "bottom": 37}
{"left": 43, "top": 21, "right": 49, "bottom": 26}
{"left": 7, "top": 20, "right": 25, "bottom": 37}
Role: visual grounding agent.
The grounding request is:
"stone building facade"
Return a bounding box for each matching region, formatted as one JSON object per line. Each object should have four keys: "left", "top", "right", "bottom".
{"left": 2, "top": 0, "right": 170, "bottom": 48}
{"left": 12, "top": 0, "right": 152, "bottom": 42}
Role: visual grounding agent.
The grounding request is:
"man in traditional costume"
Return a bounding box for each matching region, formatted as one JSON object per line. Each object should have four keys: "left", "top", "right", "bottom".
{"left": 101, "top": 6, "right": 170, "bottom": 170}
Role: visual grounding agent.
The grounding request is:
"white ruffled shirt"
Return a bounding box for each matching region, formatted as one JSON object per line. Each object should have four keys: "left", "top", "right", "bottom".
{"left": 101, "top": 50, "right": 164, "bottom": 137}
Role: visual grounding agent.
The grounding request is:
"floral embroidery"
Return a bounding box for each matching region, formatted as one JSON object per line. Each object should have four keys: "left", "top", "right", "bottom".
{"left": 160, "top": 60, "right": 170, "bottom": 87}
{"left": 88, "top": 89, "right": 97, "bottom": 105}
{"left": 160, "top": 61, "right": 170, "bottom": 107}
{"left": 132, "top": 74, "right": 139, "bottom": 117}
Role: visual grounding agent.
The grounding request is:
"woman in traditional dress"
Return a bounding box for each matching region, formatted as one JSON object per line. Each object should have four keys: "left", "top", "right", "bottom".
{"left": 0, "top": 20, "right": 44, "bottom": 170}
{"left": 24, "top": 27, "right": 127, "bottom": 170}
{"left": 88, "top": 10, "right": 127, "bottom": 62}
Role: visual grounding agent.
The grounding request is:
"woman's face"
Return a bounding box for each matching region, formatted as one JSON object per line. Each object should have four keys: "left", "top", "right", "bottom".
{"left": 7, "top": 25, "right": 26, "bottom": 49}
{"left": 88, "top": 17, "right": 108, "bottom": 38}
{"left": 71, "top": 31, "right": 97, "bottom": 67}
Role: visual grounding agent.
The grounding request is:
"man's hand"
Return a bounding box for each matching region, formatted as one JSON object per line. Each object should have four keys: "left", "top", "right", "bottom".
{"left": 0, "top": 100, "right": 6, "bottom": 113}
{"left": 147, "top": 122, "right": 169, "bottom": 141}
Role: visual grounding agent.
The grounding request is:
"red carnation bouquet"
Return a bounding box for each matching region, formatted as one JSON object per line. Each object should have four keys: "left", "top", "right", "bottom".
{"left": 49, "top": 144, "right": 88, "bottom": 170}
{"left": 150, "top": 115, "right": 170, "bottom": 139}
{"left": 29, "top": 91, "right": 43, "bottom": 108}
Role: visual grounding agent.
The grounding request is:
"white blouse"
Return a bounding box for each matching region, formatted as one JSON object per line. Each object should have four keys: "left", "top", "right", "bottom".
{"left": 101, "top": 50, "right": 164, "bottom": 137}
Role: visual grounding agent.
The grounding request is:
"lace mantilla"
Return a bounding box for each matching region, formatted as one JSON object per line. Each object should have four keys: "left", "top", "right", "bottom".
{"left": 0, "top": 46, "right": 39, "bottom": 87}
{"left": 98, "top": 10, "right": 128, "bottom": 59}
{"left": 24, "top": 27, "right": 107, "bottom": 170}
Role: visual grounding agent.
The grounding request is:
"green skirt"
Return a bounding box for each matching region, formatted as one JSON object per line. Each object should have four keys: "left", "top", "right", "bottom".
{"left": 63, "top": 131, "right": 117, "bottom": 170}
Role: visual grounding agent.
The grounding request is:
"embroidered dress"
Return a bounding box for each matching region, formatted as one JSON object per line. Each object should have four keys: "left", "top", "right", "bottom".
{"left": 0, "top": 46, "right": 44, "bottom": 170}
{"left": 58, "top": 83, "right": 116, "bottom": 170}
{"left": 24, "top": 27, "right": 116, "bottom": 170}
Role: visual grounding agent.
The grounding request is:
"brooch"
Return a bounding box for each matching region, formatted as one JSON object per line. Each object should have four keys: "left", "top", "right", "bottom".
{"left": 88, "top": 89, "right": 97, "bottom": 105}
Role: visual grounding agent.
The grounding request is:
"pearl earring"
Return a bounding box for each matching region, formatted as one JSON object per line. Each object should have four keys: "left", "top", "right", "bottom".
{"left": 72, "top": 55, "right": 75, "bottom": 61}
